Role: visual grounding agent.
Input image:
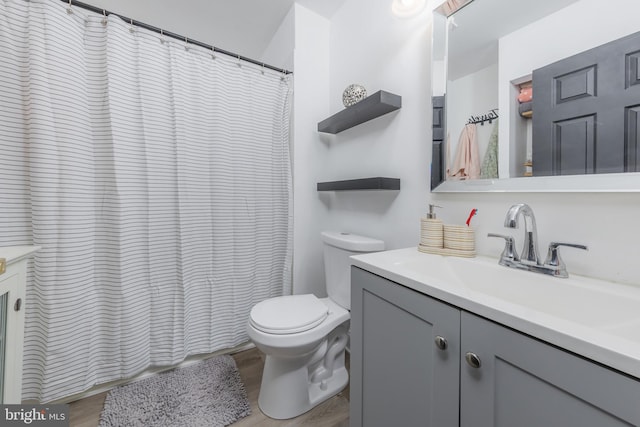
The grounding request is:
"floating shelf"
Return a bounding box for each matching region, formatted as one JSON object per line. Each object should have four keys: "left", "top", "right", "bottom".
{"left": 317, "top": 90, "right": 402, "bottom": 134}
{"left": 317, "top": 177, "right": 400, "bottom": 191}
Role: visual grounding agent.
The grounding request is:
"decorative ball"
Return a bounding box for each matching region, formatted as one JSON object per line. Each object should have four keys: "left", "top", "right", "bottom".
{"left": 342, "top": 84, "right": 367, "bottom": 107}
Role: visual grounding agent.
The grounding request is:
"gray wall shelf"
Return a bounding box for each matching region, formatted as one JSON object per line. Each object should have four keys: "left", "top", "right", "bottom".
{"left": 317, "top": 90, "right": 402, "bottom": 134}
{"left": 317, "top": 177, "right": 400, "bottom": 191}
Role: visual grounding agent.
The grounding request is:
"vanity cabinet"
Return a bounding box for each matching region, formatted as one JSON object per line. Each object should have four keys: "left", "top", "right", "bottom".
{"left": 350, "top": 267, "right": 640, "bottom": 427}
{"left": 460, "top": 311, "right": 640, "bottom": 426}
{"left": 0, "top": 247, "right": 38, "bottom": 404}
{"left": 350, "top": 266, "right": 460, "bottom": 427}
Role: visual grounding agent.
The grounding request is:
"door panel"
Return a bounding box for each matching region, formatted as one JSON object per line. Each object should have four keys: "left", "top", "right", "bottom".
{"left": 533, "top": 31, "right": 640, "bottom": 175}
{"left": 350, "top": 267, "right": 460, "bottom": 427}
{"left": 460, "top": 312, "right": 640, "bottom": 427}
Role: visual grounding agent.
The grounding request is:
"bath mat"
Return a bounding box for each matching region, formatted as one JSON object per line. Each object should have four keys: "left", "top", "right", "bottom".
{"left": 99, "top": 355, "right": 251, "bottom": 427}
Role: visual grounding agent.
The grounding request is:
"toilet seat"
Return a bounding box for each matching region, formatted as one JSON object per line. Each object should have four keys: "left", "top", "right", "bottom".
{"left": 250, "top": 294, "right": 329, "bottom": 335}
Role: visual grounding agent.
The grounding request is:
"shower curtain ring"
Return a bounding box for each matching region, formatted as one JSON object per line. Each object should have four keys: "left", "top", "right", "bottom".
{"left": 160, "top": 29, "right": 166, "bottom": 44}
{"left": 67, "top": 0, "right": 73, "bottom": 14}
{"left": 237, "top": 54, "right": 242, "bottom": 67}
{"left": 211, "top": 46, "right": 216, "bottom": 60}
{"left": 101, "top": 9, "right": 108, "bottom": 26}
{"left": 129, "top": 19, "right": 135, "bottom": 33}
{"left": 184, "top": 36, "right": 189, "bottom": 51}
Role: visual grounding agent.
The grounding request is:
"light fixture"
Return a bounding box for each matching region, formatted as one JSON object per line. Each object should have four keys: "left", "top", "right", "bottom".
{"left": 391, "top": 0, "right": 427, "bottom": 18}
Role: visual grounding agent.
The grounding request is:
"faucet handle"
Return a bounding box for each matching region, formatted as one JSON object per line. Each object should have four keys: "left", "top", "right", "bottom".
{"left": 488, "top": 233, "right": 520, "bottom": 264}
{"left": 544, "top": 242, "right": 588, "bottom": 272}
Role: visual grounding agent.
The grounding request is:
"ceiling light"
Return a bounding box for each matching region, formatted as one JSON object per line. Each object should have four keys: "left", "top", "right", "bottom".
{"left": 392, "top": 0, "right": 427, "bottom": 18}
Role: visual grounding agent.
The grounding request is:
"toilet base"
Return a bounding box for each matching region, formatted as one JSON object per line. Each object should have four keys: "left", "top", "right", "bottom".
{"left": 257, "top": 325, "right": 349, "bottom": 420}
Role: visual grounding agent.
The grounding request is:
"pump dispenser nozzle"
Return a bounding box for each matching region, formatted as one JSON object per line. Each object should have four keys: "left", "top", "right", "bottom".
{"left": 421, "top": 204, "right": 444, "bottom": 249}
{"left": 427, "top": 204, "right": 442, "bottom": 219}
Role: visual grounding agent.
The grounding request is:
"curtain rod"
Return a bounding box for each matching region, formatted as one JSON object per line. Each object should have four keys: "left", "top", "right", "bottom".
{"left": 61, "top": 0, "right": 293, "bottom": 75}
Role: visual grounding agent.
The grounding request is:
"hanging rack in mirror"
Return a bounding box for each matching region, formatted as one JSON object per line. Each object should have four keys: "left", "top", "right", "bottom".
{"left": 467, "top": 109, "right": 498, "bottom": 126}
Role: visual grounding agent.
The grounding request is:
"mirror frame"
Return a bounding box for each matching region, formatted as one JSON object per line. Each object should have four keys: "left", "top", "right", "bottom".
{"left": 432, "top": 173, "right": 640, "bottom": 193}
{"left": 430, "top": 0, "right": 640, "bottom": 193}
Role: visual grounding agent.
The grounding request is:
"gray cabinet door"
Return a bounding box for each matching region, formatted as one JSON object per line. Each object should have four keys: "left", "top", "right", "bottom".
{"left": 460, "top": 312, "right": 640, "bottom": 427}
{"left": 532, "top": 31, "right": 640, "bottom": 175}
{"left": 350, "top": 267, "right": 460, "bottom": 427}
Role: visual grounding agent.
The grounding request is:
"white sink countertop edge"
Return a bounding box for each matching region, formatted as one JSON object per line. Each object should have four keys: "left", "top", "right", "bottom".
{"left": 350, "top": 247, "right": 640, "bottom": 380}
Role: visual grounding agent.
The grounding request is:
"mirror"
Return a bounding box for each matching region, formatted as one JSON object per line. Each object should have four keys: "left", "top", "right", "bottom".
{"left": 431, "top": 0, "right": 640, "bottom": 192}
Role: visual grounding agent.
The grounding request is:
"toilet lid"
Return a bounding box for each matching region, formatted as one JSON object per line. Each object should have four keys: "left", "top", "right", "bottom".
{"left": 250, "top": 294, "right": 329, "bottom": 335}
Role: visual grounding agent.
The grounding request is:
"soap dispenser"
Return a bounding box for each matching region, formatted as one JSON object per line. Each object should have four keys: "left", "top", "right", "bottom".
{"left": 420, "top": 204, "right": 444, "bottom": 248}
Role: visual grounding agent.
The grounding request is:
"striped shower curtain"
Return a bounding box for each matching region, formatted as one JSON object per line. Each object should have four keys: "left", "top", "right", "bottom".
{"left": 0, "top": 0, "right": 292, "bottom": 402}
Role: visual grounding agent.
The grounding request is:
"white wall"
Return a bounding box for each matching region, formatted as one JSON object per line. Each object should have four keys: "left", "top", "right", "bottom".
{"left": 261, "top": 6, "right": 295, "bottom": 71}
{"left": 321, "top": 0, "right": 431, "bottom": 283}
{"left": 290, "top": 5, "right": 332, "bottom": 296}
{"left": 317, "top": 0, "right": 640, "bottom": 288}
{"left": 287, "top": 0, "right": 432, "bottom": 297}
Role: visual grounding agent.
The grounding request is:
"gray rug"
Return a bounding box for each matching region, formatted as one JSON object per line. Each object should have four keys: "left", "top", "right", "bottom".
{"left": 99, "top": 355, "right": 251, "bottom": 427}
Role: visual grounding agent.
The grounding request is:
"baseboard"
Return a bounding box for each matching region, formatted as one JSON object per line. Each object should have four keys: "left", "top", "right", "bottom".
{"left": 48, "top": 341, "right": 256, "bottom": 404}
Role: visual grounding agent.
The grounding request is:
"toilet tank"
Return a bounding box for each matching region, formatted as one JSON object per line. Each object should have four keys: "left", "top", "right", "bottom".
{"left": 321, "top": 231, "right": 385, "bottom": 310}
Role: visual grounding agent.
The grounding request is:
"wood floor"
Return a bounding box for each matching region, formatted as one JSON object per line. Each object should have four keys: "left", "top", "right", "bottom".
{"left": 68, "top": 348, "right": 350, "bottom": 427}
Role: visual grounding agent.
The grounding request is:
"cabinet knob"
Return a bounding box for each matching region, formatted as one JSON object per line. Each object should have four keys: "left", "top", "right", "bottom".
{"left": 465, "top": 352, "right": 481, "bottom": 368}
{"left": 434, "top": 335, "right": 448, "bottom": 350}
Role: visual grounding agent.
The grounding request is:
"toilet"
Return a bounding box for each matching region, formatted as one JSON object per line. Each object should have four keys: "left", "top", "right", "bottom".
{"left": 247, "top": 231, "right": 385, "bottom": 419}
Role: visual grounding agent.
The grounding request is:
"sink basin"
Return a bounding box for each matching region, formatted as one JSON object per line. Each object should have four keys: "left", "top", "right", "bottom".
{"left": 354, "top": 248, "right": 640, "bottom": 334}
{"left": 446, "top": 256, "right": 640, "bottom": 329}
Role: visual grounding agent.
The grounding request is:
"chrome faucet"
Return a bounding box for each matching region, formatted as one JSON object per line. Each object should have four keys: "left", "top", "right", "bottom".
{"left": 504, "top": 203, "right": 541, "bottom": 265}
{"left": 489, "top": 204, "right": 588, "bottom": 278}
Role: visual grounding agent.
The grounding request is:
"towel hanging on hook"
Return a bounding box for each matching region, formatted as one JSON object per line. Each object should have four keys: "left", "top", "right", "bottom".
{"left": 467, "top": 108, "right": 499, "bottom": 126}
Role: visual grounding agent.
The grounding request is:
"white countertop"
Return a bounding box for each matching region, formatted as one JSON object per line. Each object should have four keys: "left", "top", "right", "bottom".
{"left": 351, "top": 247, "right": 640, "bottom": 379}
{"left": 0, "top": 246, "right": 40, "bottom": 265}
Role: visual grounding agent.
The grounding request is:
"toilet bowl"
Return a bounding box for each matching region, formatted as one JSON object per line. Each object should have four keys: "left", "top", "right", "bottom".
{"left": 246, "top": 231, "right": 385, "bottom": 420}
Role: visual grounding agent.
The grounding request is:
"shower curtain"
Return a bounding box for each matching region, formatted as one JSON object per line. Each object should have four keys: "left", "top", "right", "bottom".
{"left": 0, "top": 0, "right": 292, "bottom": 402}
